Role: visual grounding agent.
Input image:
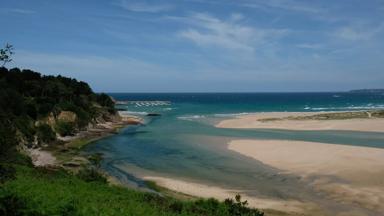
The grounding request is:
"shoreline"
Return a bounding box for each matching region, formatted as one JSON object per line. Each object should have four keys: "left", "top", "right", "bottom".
{"left": 143, "top": 176, "right": 323, "bottom": 216}
{"left": 216, "top": 111, "right": 384, "bottom": 132}
{"left": 32, "top": 112, "right": 143, "bottom": 169}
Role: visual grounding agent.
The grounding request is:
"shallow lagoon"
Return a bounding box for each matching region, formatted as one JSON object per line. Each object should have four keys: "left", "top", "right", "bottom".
{"left": 85, "top": 93, "right": 384, "bottom": 214}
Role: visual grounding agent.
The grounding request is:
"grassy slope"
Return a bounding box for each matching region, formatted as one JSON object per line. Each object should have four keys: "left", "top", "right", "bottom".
{"left": 0, "top": 165, "right": 263, "bottom": 216}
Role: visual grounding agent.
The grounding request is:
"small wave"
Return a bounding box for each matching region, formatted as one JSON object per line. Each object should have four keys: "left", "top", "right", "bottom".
{"left": 177, "top": 115, "right": 206, "bottom": 121}
{"left": 304, "top": 105, "right": 384, "bottom": 111}
{"left": 119, "top": 111, "right": 148, "bottom": 116}
{"left": 163, "top": 108, "right": 174, "bottom": 111}
{"left": 213, "top": 112, "right": 249, "bottom": 117}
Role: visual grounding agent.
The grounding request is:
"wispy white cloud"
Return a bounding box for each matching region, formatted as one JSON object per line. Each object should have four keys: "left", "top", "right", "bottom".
{"left": 238, "top": 0, "right": 349, "bottom": 23}
{"left": 1, "top": 8, "right": 36, "bottom": 14}
{"left": 115, "top": 0, "right": 173, "bottom": 13}
{"left": 240, "top": 0, "right": 324, "bottom": 14}
{"left": 178, "top": 13, "right": 288, "bottom": 51}
{"left": 296, "top": 43, "right": 324, "bottom": 49}
{"left": 334, "top": 23, "right": 384, "bottom": 41}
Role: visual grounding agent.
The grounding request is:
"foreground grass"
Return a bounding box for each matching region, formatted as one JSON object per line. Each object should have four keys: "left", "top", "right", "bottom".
{"left": 0, "top": 165, "right": 263, "bottom": 216}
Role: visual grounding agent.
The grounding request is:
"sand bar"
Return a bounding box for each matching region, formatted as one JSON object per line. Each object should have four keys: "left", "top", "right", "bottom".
{"left": 216, "top": 112, "right": 384, "bottom": 132}
{"left": 228, "top": 139, "right": 384, "bottom": 213}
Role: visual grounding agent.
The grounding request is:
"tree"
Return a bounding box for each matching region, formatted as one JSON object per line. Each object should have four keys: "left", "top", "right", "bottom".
{"left": 0, "top": 43, "right": 14, "bottom": 67}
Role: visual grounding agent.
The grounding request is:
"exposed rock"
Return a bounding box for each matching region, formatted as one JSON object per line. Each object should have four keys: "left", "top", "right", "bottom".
{"left": 28, "top": 148, "right": 56, "bottom": 167}
{"left": 58, "top": 111, "right": 77, "bottom": 122}
{"left": 62, "top": 162, "right": 81, "bottom": 167}
{"left": 147, "top": 113, "right": 161, "bottom": 117}
{"left": 124, "top": 118, "right": 143, "bottom": 125}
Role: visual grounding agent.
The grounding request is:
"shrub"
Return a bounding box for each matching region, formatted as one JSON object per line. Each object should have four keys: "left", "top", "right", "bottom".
{"left": 36, "top": 124, "right": 56, "bottom": 144}
{"left": 54, "top": 121, "right": 75, "bottom": 137}
{"left": 0, "top": 190, "right": 41, "bottom": 216}
{"left": 88, "top": 153, "right": 103, "bottom": 168}
{"left": 59, "top": 199, "right": 79, "bottom": 216}
{"left": 0, "top": 164, "right": 16, "bottom": 183}
{"left": 168, "top": 200, "right": 184, "bottom": 213}
{"left": 0, "top": 118, "right": 19, "bottom": 163}
{"left": 224, "top": 194, "right": 264, "bottom": 216}
{"left": 76, "top": 168, "right": 107, "bottom": 184}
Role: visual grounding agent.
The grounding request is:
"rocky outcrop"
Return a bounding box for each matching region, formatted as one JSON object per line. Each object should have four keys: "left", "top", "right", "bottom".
{"left": 57, "top": 111, "right": 77, "bottom": 122}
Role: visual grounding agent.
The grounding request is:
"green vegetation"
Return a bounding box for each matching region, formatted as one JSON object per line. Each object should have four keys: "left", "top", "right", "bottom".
{"left": 54, "top": 121, "right": 76, "bottom": 136}
{"left": 260, "top": 110, "right": 384, "bottom": 122}
{"left": 0, "top": 165, "right": 263, "bottom": 216}
{"left": 36, "top": 124, "right": 56, "bottom": 143}
{"left": 0, "top": 66, "right": 116, "bottom": 156}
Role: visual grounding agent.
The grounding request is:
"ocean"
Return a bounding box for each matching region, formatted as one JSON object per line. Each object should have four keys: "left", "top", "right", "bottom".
{"left": 84, "top": 92, "right": 384, "bottom": 213}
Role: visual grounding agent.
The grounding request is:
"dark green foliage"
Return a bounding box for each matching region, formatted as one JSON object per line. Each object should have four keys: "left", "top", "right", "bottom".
{"left": 54, "top": 121, "right": 76, "bottom": 137}
{"left": 0, "top": 191, "right": 28, "bottom": 216}
{"left": 96, "top": 93, "right": 115, "bottom": 113}
{"left": 224, "top": 194, "right": 264, "bottom": 216}
{"left": 0, "top": 189, "right": 42, "bottom": 216}
{"left": 0, "top": 43, "right": 14, "bottom": 66}
{"left": 59, "top": 198, "right": 79, "bottom": 216}
{"left": 0, "top": 66, "right": 116, "bottom": 164}
{"left": 0, "top": 116, "right": 18, "bottom": 162}
{"left": 76, "top": 168, "right": 107, "bottom": 184}
{"left": 36, "top": 124, "right": 56, "bottom": 143}
{"left": 0, "top": 164, "right": 16, "bottom": 183}
{"left": 88, "top": 153, "right": 103, "bottom": 168}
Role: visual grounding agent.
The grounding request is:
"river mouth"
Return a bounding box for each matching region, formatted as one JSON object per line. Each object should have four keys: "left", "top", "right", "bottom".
{"left": 84, "top": 93, "right": 384, "bottom": 215}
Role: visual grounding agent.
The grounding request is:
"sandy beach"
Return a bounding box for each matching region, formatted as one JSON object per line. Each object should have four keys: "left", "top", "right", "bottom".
{"left": 216, "top": 112, "right": 384, "bottom": 132}
{"left": 214, "top": 112, "right": 384, "bottom": 214}
{"left": 227, "top": 139, "right": 384, "bottom": 213}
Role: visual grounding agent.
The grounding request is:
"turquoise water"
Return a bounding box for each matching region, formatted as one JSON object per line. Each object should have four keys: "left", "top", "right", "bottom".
{"left": 85, "top": 93, "right": 384, "bottom": 214}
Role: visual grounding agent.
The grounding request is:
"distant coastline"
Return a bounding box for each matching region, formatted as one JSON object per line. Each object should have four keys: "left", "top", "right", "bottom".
{"left": 349, "top": 88, "right": 384, "bottom": 93}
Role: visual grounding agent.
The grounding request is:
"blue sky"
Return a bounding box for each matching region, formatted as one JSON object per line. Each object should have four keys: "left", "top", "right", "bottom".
{"left": 1, "top": 0, "right": 384, "bottom": 92}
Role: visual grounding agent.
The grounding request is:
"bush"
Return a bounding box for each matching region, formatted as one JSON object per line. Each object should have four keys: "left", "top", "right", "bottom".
{"left": 0, "top": 164, "right": 16, "bottom": 183}
{"left": 88, "top": 153, "right": 103, "bottom": 168}
{"left": 13, "top": 116, "right": 35, "bottom": 143}
{"left": 96, "top": 93, "right": 115, "bottom": 113}
{"left": 54, "top": 121, "right": 75, "bottom": 137}
{"left": 224, "top": 194, "right": 264, "bottom": 216}
{"left": 59, "top": 199, "right": 79, "bottom": 216}
{"left": 0, "top": 117, "right": 19, "bottom": 163}
{"left": 76, "top": 168, "right": 107, "bottom": 184}
{"left": 36, "top": 124, "right": 56, "bottom": 144}
{"left": 0, "top": 190, "right": 41, "bottom": 216}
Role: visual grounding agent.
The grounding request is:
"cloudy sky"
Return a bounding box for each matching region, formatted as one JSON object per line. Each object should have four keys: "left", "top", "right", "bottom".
{"left": 1, "top": 0, "right": 384, "bottom": 92}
